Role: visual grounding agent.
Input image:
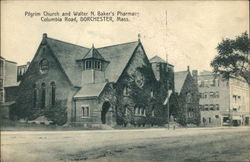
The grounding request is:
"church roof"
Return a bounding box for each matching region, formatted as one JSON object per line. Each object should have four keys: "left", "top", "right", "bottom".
{"left": 149, "top": 56, "right": 166, "bottom": 63}
{"left": 74, "top": 82, "right": 107, "bottom": 98}
{"left": 83, "top": 45, "right": 105, "bottom": 60}
{"left": 174, "top": 71, "right": 189, "bottom": 94}
{"left": 98, "top": 41, "right": 139, "bottom": 82}
{"left": 150, "top": 55, "right": 174, "bottom": 67}
{"left": 45, "top": 36, "right": 139, "bottom": 86}
{"left": 46, "top": 37, "right": 89, "bottom": 86}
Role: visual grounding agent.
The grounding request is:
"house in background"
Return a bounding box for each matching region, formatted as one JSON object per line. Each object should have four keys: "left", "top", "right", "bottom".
{"left": 198, "top": 71, "right": 250, "bottom": 126}
{"left": 149, "top": 56, "right": 175, "bottom": 124}
{"left": 17, "top": 62, "right": 30, "bottom": 82}
{"left": 14, "top": 33, "right": 173, "bottom": 127}
{"left": 0, "top": 56, "right": 19, "bottom": 119}
{"left": 173, "top": 67, "right": 200, "bottom": 126}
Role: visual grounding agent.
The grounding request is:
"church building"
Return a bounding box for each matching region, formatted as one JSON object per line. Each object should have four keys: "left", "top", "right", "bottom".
{"left": 14, "top": 33, "right": 174, "bottom": 127}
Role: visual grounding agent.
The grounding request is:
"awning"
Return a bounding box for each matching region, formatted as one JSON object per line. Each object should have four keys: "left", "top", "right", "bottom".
{"left": 232, "top": 116, "right": 242, "bottom": 120}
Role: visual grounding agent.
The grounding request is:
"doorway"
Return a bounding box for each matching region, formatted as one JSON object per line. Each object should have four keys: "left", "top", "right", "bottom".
{"left": 101, "top": 101, "right": 111, "bottom": 124}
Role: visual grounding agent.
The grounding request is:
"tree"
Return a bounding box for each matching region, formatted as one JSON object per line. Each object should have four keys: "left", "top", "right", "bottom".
{"left": 211, "top": 32, "right": 250, "bottom": 84}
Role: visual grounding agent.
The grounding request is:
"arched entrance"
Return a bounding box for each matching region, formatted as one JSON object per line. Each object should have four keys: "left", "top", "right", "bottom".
{"left": 101, "top": 101, "right": 111, "bottom": 124}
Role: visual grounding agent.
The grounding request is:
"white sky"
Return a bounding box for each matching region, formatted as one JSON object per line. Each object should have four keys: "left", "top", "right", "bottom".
{"left": 1, "top": 1, "right": 249, "bottom": 72}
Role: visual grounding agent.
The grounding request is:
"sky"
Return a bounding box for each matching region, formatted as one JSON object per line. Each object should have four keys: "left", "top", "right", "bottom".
{"left": 1, "top": 1, "right": 249, "bottom": 72}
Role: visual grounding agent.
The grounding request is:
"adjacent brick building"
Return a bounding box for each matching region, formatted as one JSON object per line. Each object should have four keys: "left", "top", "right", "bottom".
{"left": 14, "top": 34, "right": 173, "bottom": 127}
{"left": 173, "top": 68, "right": 200, "bottom": 125}
{"left": 0, "top": 56, "right": 19, "bottom": 119}
{"left": 198, "top": 71, "right": 250, "bottom": 126}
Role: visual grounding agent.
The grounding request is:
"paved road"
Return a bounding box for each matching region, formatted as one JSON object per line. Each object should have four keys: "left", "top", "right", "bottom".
{"left": 1, "top": 127, "right": 250, "bottom": 162}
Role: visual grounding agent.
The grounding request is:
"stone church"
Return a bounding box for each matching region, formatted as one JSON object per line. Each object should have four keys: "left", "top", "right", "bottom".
{"left": 15, "top": 33, "right": 174, "bottom": 127}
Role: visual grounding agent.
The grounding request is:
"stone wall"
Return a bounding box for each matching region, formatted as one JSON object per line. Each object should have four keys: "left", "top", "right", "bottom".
{"left": 176, "top": 72, "right": 200, "bottom": 125}
{"left": 15, "top": 42, "right": 75, "bottom": 125}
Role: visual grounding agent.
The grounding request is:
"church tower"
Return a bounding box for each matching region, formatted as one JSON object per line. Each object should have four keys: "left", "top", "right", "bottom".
{"left": 80, "top": 44, "right": 108, "bottom": 84}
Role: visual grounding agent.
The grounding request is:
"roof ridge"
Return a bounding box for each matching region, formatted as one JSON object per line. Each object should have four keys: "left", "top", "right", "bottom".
{"left": 46, "top": 37, "right": 89, "bottom": 49}
{"left": 97, "top": 41, "right": 138, "bottom": 50}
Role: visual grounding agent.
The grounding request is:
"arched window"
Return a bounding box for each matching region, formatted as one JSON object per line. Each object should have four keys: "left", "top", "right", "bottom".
{"left": 123, "top": 85, "right": 129, "bottom": 96}
{"left": 152, "top": 106, "right": 155, "bottom": 117}
{"left": 134, "top": 105, "right": 138, "bottom": 116}
{"left": 186, "top": 92, "right": 192, "bottom": 103}
{"left": 50, "top": 82, "right": 56, "bottom": 106}
{"left": 33, "top": 84, "right": 37, "bottom": 108}
{"left": 41, "top": 83, "right": 46, "bottom": 109}
{"left": 124, "top": 105, "right": 129, "bottom": 115}
{"left": 39, "top": 59, "right": 49, "bottom": 74}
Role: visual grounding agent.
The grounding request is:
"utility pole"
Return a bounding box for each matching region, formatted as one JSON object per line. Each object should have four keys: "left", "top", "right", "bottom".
{"left": 165, "top": 10, "right": 170, "bottom": 130}
{"left": 167, "top": 82, "right": 170, "bottom": 130}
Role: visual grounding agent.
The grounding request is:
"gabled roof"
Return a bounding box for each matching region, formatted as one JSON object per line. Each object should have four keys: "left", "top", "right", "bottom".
{"left": 97, "top": 41, "right": 139, "bottom": 82}
{"left": 174, "top": 71, "right": 189, "bottom": 94}
{"left": 74, "top": 82, "right": 107, "bottom": 98}
{"left": 46, "top": 37, "right": 89, "bottom": 86}
{"left": 149, "top": 56, "right": 166, "bottom": 63}
{"left": 83, "top": 45, "right": 105, "bottom": 60}
{"left": 45, "top": 36, "right": 139, "bottom": 86}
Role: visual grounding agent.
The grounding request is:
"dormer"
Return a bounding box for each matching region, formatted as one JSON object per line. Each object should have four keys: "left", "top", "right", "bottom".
{"left": 82, "top": 44, "right": 106, "bottom": 71}
{"left": 79, "top": 44, "right": 109, "bottom": 84}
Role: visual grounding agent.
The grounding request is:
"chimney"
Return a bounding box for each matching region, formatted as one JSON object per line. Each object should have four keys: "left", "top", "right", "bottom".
{"left": 43, "top": 33, "right": 47, "bottom": 38}
{"left": 192, "top": 70, "right": 198, "bottom": 84}
{"left": 138, "top": 33, "right": 141, "bottom": 42}
{"left": 187, "top": 66, "right": 190, "bottom": 72}
{"left": 41, "top": 33, "right": 47, "bottom": 45}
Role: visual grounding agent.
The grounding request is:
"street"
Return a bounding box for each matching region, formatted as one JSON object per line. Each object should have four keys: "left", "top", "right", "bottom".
{"left": 1, "top": 127, "right": 250, "bottom": 162}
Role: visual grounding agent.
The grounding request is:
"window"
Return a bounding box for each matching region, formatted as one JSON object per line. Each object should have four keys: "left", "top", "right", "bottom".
{"left": 134, "top": 106, "right": 139, "bottom": 116}
{"left": 137, "top": 107, "right": 146, "bottom": 116}
{"left": 214, "top": 79, "right": 219, "bottom": 86}
{"left": 204, "top": 80, "right": 209, "bottom": 87}
{"left": 33, "top": 84, "right": 37, "bottom": 108}
{"left": 150, "top": 90, "right": 154, "bottom": 98}
{"left": 209, "top": 92, "right": 214, "bottom": 98}
{"left": 210, "top": 79, "right": 215, "bottom": 86}
{"left": 233, "top": 95, "right": 237, "bottom": 103}
{"left": 199, "top": 105, "right": 203, "bottom": 111}
{"left": 0, "top": 79, "right": 3, "bottom": 87}
{"left": 152, "top": 110, "right": 155, "bottom": 117}
{"left": 198, "top": 80, "right": 201, "bottom": 87}
{"left": 215, "top": 115, "right": 219, "bottom": 118}
{"left": 123, "top": 86, "right": 129, "bottom": 96}
{"left": 199, "top": 93, "right": 203, "bottom": 99}
{"left": 39, "top": 59, "right": 49, "bottom": 74}
{"left": 0, "top": 89, "right": 3, "bottom": 103}
{"left": 199, "top": 80, "right": 204, "bottom": 87}
{"left": 41, "top": 83, "right": 46, "bottom": 109}
{"left": 204, "top": 104, "right": 209, "bottom": 111}
{"left": 210, "top": 104, "right": 215, "bottom": 111}
{"left": 85, "top": 60, "right": 92, "bottom": 69}
{"left": 215, "top": 91, "right": 220, "bottom": 98}
{"left": 125, "top": 105, "right": 129, "bottom": 115}
{"left": 94, "top": 60, "right": 101, "bottom": 70}
{"left": 81, "top": 106, "right": 90, "bottom": 117}
{"left": 135, "top": 106, "right": 145, "bottom": 116}
{"left": 142, "top": 108, "right": 146, "bottom": 116}
{"left": 188, "top": 112, "right": 193, "bottom": 118}
{"left": 215, "top": 104, "right": 220, "bottom": 110}
{"left": 51, "top": 82, "right": 56, "bottom": 106}
{"left": 209, "top": 117, "right": 212, "bottom": 123}
{"left": 186, "top": 92, "right": 192, "bottom": 103}
{"left": 204, "top": 92, "right": 208, "bottom": 99}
